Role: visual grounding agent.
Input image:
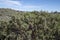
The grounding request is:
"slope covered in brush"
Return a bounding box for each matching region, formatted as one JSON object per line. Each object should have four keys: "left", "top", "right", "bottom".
{"left": 0, "top": 8, "right": 60, "bottom": 40}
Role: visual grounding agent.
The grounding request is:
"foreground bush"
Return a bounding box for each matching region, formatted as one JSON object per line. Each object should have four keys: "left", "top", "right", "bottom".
{"left": 0, "top": 11, "right": 60, "bottom": 40}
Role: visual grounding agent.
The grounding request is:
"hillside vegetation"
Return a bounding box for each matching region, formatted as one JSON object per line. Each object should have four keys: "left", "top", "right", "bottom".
{"left": 0, "top": 8, "right": 60, "bottom": 40}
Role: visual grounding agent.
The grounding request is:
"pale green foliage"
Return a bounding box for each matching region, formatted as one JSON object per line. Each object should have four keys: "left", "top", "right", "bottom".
{"left": 0, "top": 8, "right": 60, "bottom": 40}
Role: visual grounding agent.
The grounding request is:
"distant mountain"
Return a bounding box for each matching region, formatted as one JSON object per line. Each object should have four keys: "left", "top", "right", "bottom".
{"left": 0, "top": 8, "right": 23, "bottom": 21}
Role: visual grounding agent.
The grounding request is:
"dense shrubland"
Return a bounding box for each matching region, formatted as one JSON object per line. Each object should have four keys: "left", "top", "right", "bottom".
{"left": 0, "top": 8, "right": 60, "bottom": 40}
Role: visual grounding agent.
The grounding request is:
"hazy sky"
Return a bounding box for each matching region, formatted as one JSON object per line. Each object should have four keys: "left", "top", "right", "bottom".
{"left": 0, "top": 0, "right": 60, "bottom": 11}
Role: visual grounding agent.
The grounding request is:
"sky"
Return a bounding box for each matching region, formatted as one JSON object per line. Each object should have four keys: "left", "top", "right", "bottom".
{"left": 0, "top": 0, "right": 60, "bottom": 12}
